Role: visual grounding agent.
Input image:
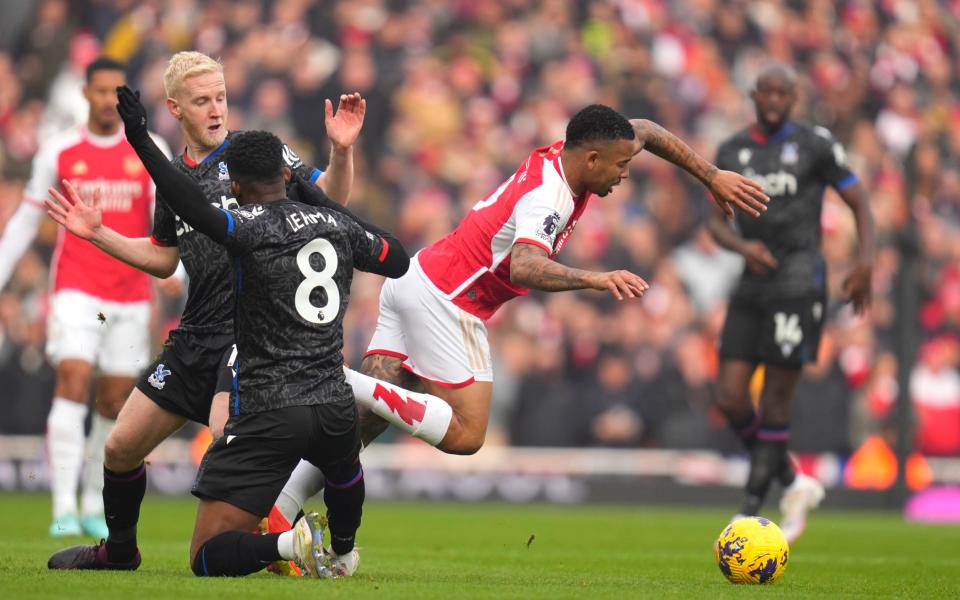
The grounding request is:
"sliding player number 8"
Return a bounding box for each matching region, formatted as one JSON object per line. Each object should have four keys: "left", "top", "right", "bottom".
{"left": 295, "top": 237, "right": 340, "bottom": 324}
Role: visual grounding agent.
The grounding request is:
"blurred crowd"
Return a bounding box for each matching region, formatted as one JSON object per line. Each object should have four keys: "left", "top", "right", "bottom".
{"left": 0, "top": 0, "right": 958, "bottom": 458}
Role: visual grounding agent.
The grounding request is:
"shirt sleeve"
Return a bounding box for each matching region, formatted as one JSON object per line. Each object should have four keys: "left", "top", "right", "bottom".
{"left": 348, "top": 219, "right": 388, "bottom": 273}
{"left": 146, "top": 132, "right": 173, "bottom": 222}
{"left": 281, "top": 142, "right": 323, "bottom": 184}
{"left": 22, "top": 142, "right": 59, "bottom": 205}
{"left": 0, "top": 200, "right": 45, "bottom": 288}
{"left": 151, "top": 193, "right": 178, "bottom": 246}
{"left": 512, "top": 188, "right": 573, "bottom": 254}
{"left": 812, "top": 127, "right": 858, "bottom": 191}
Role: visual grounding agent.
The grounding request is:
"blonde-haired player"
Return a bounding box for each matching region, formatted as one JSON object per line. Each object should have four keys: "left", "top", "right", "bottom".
{"left": 47, "top": 50, "right": 367, "bottom": 571}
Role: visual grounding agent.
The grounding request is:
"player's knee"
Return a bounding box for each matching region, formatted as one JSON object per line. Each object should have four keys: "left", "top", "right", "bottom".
{"left": 94, "top": 394, "right": 125, "bottom": 420}
{"left": 760, "top": 393, "right": 793, "bottom": 425}
{"left": 442, "top": 430, "right": 485, "bottom": 455}
{"left": 191, "top": 548, "right": 205, "bottom": 577}
{"left": 104, "top": 432, "right": 140, "bottom": 471}
{"left": 55, "top": 376, "right": 90, "bottom": 403}
{"left": 715, "top": 385, "right": 751, "bottom": 418}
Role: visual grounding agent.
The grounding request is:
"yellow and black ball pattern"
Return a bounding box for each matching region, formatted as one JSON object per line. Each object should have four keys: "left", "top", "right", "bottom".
{"left": 715, "top": 516, "right": 789, "bottom": 584}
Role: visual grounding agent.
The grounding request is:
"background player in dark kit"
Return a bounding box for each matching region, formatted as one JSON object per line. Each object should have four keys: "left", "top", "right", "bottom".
{"left": 707, "top": 64, "right": 875, "bottom": 542}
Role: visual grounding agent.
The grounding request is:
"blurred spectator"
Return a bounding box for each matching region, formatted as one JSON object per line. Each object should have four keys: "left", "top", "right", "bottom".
{"left": 909, "top": 336, "right": 960, "bottom": 456}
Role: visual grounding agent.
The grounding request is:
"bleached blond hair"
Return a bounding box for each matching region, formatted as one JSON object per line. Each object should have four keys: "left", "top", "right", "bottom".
{"left": 163, "top": 51, "right": 223, "bottom": 98}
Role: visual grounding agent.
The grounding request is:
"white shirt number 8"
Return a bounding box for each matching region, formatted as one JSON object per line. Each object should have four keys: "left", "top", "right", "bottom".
{"left": 295, "top": 238, "right": 339, "bottom": 324}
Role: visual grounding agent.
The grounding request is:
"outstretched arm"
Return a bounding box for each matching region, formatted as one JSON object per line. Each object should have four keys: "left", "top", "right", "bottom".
{"left": 315, "top": 93, "right": 366, "bottom": 206}
{"left": 116, "top": 86, "right": 229, "bottom": 243}
{"left": 509, "top": 243, "right": 648, "bottom": 300}
{"left": 45, "top": 180, "right": 179, "bottom": 278}
{"left": 630, "top": 118, "right": 769, "bottom": 217}
{"left": 0, "top": 200, "right": 44, "bottom": 288}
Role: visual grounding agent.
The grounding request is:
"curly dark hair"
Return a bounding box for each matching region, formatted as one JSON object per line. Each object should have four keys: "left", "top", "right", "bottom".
{"left": 224, "top": 130, "right": 284, "bottom": 184}
{"left": 85, "top": 57, "right": 125, "bottom": 82}
{"left": 565, "top": 104, "right": 634, "bottom": 148}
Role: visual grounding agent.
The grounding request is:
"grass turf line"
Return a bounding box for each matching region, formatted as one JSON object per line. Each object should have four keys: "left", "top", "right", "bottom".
{"left": 0, "top": 493, "right": 957, "bottom": 599}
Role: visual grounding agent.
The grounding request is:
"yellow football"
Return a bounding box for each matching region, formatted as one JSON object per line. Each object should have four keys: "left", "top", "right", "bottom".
{"left": 715, "top": 516, "right": 789, "bottom": 584}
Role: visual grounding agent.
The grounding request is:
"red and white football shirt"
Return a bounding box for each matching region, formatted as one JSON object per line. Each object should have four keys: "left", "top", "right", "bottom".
{"left": 417, "top": 140, "right": 592, "bottom": 320}
{"left": 24, "top": 126, "right": 159, "bottom": 302}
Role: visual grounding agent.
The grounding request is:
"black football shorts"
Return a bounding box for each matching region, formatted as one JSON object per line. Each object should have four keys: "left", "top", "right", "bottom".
{"left": 136, "top": 331, "right": 236, "bottom": 425}
{"left": 191, "top": 402, "right": 361, "bottom": 517}
{"left": 718, "top": 292, "right": 827, "bottom": 369}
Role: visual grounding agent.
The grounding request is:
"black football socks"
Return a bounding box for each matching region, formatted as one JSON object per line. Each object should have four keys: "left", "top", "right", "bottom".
{"left": 323, "top": 463, "right": 364, "bottom": 556}
{"left": 103, "top": 463, "right": 146, "bottom": 563}
{"left": 740, "top": 428, "right": 790, "bottom": 516}
{"left": 192, "top": 531, "right": 282, "bottom": 576}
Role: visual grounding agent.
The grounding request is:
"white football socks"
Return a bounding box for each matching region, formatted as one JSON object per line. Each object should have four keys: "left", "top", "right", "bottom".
{"left": 277, "top": 530, "right": 295, "bottom": 560}
{"left": 275, "top": 460, "right": 326, "bottom": 525}
{"left": 80, "top": 413, "right": 113, "bottom": 517}
{"left": 343, "top": 367, "right": 453, "bottom": 446}
{"left": 273, "top": 369, "right": 455, "bottom": 525}
{"left": 47, "top": 398, "right": 88, "bottom": 519}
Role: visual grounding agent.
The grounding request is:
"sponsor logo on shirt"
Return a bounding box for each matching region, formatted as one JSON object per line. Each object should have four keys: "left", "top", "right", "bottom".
{"left": 66, "top": 178, "right": 144, "bottom": 212}
{"left": 123, "top": 155, "right": 144, "bottom": 177}
{"left": 742, "top": 168, "right": 798, "bottom": 197}
{"left": 70, "top": 160, "right": 89, "bottom": 176}
{"left": 176, "top": 195, "right": 238, "bottom": 236}
{"left": 148, "top": 363, "right": 172, "bottom": 390}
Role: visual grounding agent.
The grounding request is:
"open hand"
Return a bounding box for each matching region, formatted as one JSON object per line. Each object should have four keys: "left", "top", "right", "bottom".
{"left": 741, "top": 240, "right": 778, "bottom": 274}
{"left": 45, "top": 179, "right": 102, "bottom": 240}
{"left": 709, "top": 170, "right": 769, "bottom": 218}
{"left": 590, "top": 269, "right": 650, "bottom": 301}
{"left": 325, "top": 93, "right": 366, "bottom": 150}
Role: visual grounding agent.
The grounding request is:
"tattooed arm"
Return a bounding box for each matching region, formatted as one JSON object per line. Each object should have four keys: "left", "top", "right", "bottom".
{"left": 630, "top": 119, "right": 768, "bottom": 217}
{"left": 631, "top": 119, "right": 718, "bottom": 184}
{"left": 509, "top": 243, "right": 648, "bottom": 300}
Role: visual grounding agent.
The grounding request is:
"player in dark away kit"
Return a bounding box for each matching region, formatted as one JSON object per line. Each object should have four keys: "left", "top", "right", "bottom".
{"left": 707, "top": 65, "right": 874, "bottom": 542}
{"left": 116, "top": 87, "right": 406, "bottom": 577}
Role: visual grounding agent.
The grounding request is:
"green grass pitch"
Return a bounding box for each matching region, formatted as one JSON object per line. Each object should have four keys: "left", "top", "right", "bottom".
{"left": 0, "top": 493, "right": 957, "bottom": 599}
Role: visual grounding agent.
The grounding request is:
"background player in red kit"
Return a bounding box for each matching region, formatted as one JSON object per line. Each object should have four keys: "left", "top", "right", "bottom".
{"left": 0, "top": 58, "right": 169, "bottom": 538}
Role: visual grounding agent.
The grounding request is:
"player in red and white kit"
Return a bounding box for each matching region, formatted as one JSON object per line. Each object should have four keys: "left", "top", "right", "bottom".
{"left": 0, "top": 58, "right": 169, "bottom": 538}
{"left": 269, "top": 105, "right": 770, "bottom": 532}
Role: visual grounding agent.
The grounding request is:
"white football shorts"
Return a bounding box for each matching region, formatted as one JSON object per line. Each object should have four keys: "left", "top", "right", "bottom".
{"left": 366, "top": 256, "right": 493, "bottom": 387}
{"left": 46, "top": 289, "right": 151, "bottom": 376}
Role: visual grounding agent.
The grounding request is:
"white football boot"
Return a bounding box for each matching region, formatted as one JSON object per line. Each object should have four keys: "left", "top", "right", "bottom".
{"left": 779, "top": 473, "right": 825, "bottom": 543}
{"left": 292, "top": 512, "right": 332, "bottom": 578}
{"left": 325, "top": 547, "right": 360, "bottom": 577}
